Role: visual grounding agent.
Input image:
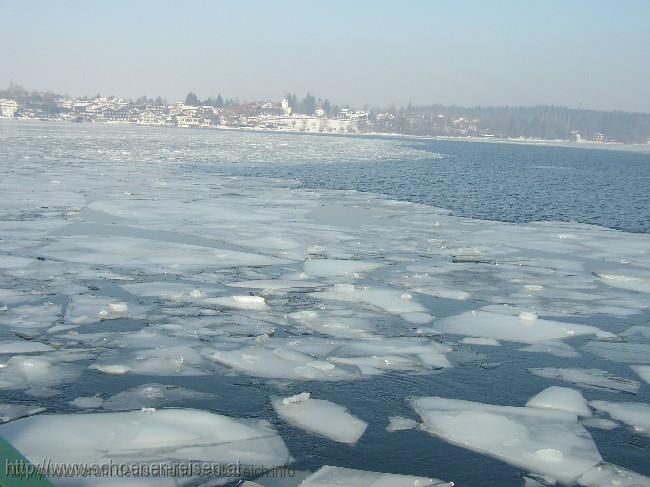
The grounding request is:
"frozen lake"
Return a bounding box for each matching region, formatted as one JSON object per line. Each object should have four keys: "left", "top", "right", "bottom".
{"left": 1, "top": 121, "right": 649, "bottom": 486}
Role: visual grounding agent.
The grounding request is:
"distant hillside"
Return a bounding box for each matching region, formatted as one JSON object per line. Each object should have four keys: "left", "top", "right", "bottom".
{"left": 381, "top": 105, "right": 650, "bottom": 144}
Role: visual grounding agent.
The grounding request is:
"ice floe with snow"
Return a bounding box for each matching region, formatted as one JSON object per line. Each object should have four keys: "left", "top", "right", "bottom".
{"left": 412, "top": 396, "right": 602, "bottom": 484}
{"left": 272, "top": 392, "right": 367, "bottom": 444}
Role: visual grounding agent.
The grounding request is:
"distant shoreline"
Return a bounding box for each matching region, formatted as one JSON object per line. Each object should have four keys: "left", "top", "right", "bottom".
{"left": 4, "top": 117, "right": 650, "bottom": 154}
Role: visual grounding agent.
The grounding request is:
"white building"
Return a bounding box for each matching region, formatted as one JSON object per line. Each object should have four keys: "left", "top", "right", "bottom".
{"left": 281, "top": 98, "right": 292, "bottom": 115}
{"left": 0, "top": 99, "right": 19, "bottom": 118}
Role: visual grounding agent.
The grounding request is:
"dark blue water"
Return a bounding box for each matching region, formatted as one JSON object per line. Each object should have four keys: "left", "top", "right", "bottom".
{"left": 216, "top": 138, "right": 650, "bottom": 233}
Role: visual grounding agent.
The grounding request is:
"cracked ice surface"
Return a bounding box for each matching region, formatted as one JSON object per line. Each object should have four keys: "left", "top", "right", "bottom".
{"left": 1, "top": 123, "right": 650, "bottom": 484}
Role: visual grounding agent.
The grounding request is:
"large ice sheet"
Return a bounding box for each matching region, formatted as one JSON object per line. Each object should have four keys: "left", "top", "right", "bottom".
{"left": 412, "top": 396, "right": 602, "bottom": 484}
{"left": 40, "top": 235, "right": 285, "bottom": 271}
{"left": 436, "top": 309, "right": 615, "bottom": 344}
{"left": 272, "top": 392, "right": 367, "bottom": 444}
{"left": 0, "top": 408, "right": 291, "bottom": 486}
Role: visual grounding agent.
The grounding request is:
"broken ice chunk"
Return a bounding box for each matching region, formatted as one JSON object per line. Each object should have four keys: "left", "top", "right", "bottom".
{"left": 65, "top": 295, "right": 141, "bottom": 325}
{"left": 90, "top": 363, "right": 131, "bottom": 375}
{"left": 299, "top": 465, "right": 452, "bottom": 486}
{"left": 1, "top": 302, "right": 61, "bottom": 329}
{"left": 69, "top": 396, "right": 104, "bottom": 409}
{"left": 526, "top": 386, "right": 592, "bottom": 417}
{"left": 0, "top": 340, "right": 54, "bottom": 354}
{"left": 590, "top": 400, "right": 650, "bottom": 435}
{"left": 594, "top": 272, "right": 650, "bottom": 294}
{"left": 93, "top": 345, "right": 205, "bottom": 376}
{"left": 272, "top": 393, "right": 367, "bottom": 444}
{"left": 311, "top": 284, "right": 429, "bottom": 316}
{"left": 303, "top": 259, "right": 382, "bottom": 278}
{"left": 210, "top": 346, "right": 355, "bottom": 381}
{"left": 386, "top": 416, "right": 418, "bottom": 432}
{"left": 581, "top": 418, "right": 620, "bottom": 431}
{"left": 631, "top": 365, "right": 650, "bottom": 384}
{"left": 101, "top": 383, "right": 218, "bottom": 411}
{"left": 282, "top": 392, "right": 311, "bottom": 405}
{"left": 436, "top": 309, "right": 614, "bottom": 344}
{"left": 461, "top": 337, "right": 501, "bottom": 346}
{"left": 0, "top": 355, "right": 80, "bottom": 395}
{"left": 203, "top": 295, "right": 268, "bottom": 310}
{"left": 578, "top": 462, "right": 650, "bottom": 486}
{"left": 582, "top": 341, "right": 650, "bottom": 364}
{"left": 528, "top": 368, "right": 640, "bottom": 394}
{"left": 519, "top": 341, "right": 581, "bottom": 358}
{"left": 412, "top": 396, "right": 602, "bottom": 484}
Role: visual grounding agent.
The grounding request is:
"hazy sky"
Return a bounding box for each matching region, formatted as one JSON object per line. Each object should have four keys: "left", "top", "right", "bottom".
{"left": 2, "top": 0, "right": 649, "bottom": 111}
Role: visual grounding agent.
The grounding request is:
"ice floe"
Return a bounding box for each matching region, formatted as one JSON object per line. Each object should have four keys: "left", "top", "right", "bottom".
{"left": 528, "top": 368, "right": 640, "bottom": 394}
{"left": 582, "top": 341, "right": 650, "bottom": 364}
{"left": 631, "top": 365, "right": 650, "bottom": 384}
{"left": 0, "top": 340, "right": 54, "bottom": 354}
{"left": 303, "top": 259, "right": 382, "bottom": 278}
{"left": 272, "top": 392, "right": 367, "bottom": 444}
{"left": 578, "top": 462, "right": 650, "bottom": 486}
{"left": 386, "top": 416, "right": 419, "bottom": 432}
{"left": 460, "top": 337, "right": 501, "bottom": 346}
{"left": 0, "top": 408, "right": 291, "bottom": 485}
{"left": 436, "top": 308, "right": 615, "bottom": 344}
{"left": 0, "top": 403, "right": 45, "bottom": 423}
{"left": 0, "top": 355, "right": 81, "bottom": 396}
{"left": 299, "top": 465, "right": 452, "bottom": 486}
{"left": 100, "top": 383, "right": 217, "bottom": 411}
{"left": 590, "top": 400, "right": 650, "bottom": 435}
{"left": 520, "top": 341, "right": 581, "bottom": 358}
{"left": 412, "top": 396, "right": 602, "bottom": 484}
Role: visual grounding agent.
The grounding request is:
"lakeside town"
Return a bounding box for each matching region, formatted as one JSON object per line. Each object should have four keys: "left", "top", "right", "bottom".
{"left": 2, "top": 84, "right": 650, "bottom": 144}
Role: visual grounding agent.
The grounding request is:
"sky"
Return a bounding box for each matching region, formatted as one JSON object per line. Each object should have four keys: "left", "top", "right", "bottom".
{"left": 1, "top": 0, "right": 649, "bottom": 112}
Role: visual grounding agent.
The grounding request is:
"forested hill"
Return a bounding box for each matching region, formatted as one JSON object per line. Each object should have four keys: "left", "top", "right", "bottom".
{"left": 393, "top": 105, "right": 650, "bottom": 144}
